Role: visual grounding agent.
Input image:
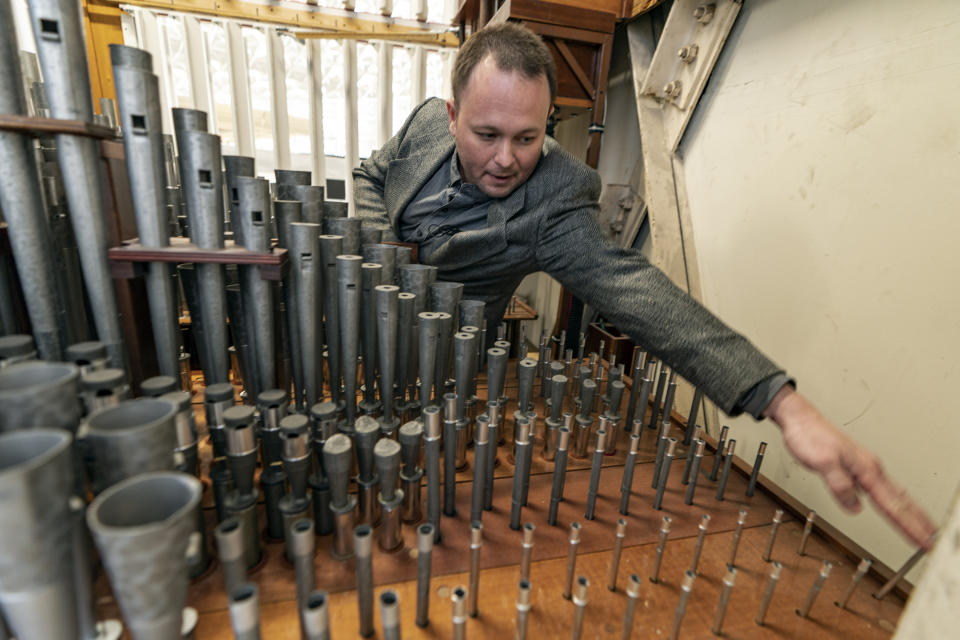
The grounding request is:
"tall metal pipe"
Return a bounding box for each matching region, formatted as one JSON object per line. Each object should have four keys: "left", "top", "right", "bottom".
{"left": 112, "top": 45, "right": 181, "bottom": 377}
{"left": 399, "top": 420, "right": 423, "bottom": 523}
{"left": 358, "top": 263, "right": 382, "bottom": 415}
{"left": 27, "top": 0, "right": 126, "bottom": 368}
{"left": 87, "top": 472, "right": 203, "bottom": 640}
{"left": 415, "top": 523, "right": 434, "bottom": 628}
{"left": 0, "top": 7, "right": 66, "bottom": 360}
{"left": 275, "top": 169, "right": 311, "bottom": 201}
{"left": 337, "top": 255, "right": 363, "bottom": 428}
{"left": 289, "top": 222, "right": 323, "bottom": 408}
{"left": 276, "top": 200, "right": 304, "bottom": 408}
{"left": 0, "top": 429, "right": 79, "bottom": 639}
{"left": 376, "top": 285, "right": 400, "bottom": 434}
{"left": 362, "top": 244, "right": 397, "bottom": 285}
{"left": 423, "top": 405, "right": 442, "bottom": 543}
{"left": 222, "top": 156, "right": 254, "bottom": 241}
{"left": 398, "top": 264, "right": 434, "bottom": 403}
{"left": 318, "top": 235, "right": 344, "bottom": 406}
{"left": 325, "top": 217, "right": 361, "bottom": 254}
{"left": 396, "top": 292, "right": 417, "bottom": 419}
{"left": 418, "top": 312, "right": 441, "bottom": 407}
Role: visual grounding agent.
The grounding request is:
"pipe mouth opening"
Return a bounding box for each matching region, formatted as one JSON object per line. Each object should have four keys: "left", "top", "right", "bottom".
{"left": 88, "top": 399, "right": 175, "bottom": 432}
{"left": 380, "top": 591, "right": 397, "bottom": 606}
{"left": 231, "top": 585, "right": 256, "bottom": 603}
{"left": 355, "top": 525, "right": 372, "bottom": 538}
{"left": 571, "top": 522, "right": 581, "bottom": 531}
{"left": 524, "top": 522, "right": 535, "bottom": 532}
{"left": 577, "top": 576, "right": 589, "bottom": 587}
{"left": 293, "top": 520, "right": 312, "bottom": 533}
{"left": 453, "top": 587, "right": 466, "bottom": 598}
{"left": 519, "top": 579, "right": 530, "bottom": 589}
{"left": 307, "top": 592, "right": 327, "bottom": 609}
{"left": 418, "top": 523, "right": 434, "bottom": 536}
{"left": 92, "top": 473, "right": 199, "bottom": 529}
{"left": 0, "top": 430, "right": 70, "bottom": 472}
{"left": 0, "top": 361, "right": 76, "bottom": 393}
{"left": 219, "top": 519, "right": 240, "bottom": 533}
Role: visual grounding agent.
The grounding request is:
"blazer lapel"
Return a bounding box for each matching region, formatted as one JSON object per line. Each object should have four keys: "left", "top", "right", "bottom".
{"left": 384, "top": 138, "right": 455, "bottom": 228}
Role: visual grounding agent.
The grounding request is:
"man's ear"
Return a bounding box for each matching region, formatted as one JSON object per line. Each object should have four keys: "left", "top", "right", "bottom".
{"left": 446, "top": 99, "right": 458, "bottom": 137}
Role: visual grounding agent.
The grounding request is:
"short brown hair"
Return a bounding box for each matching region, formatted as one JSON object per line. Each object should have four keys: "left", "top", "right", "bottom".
{"left": 452, "top": 22, "right": 557, "bottom": 105}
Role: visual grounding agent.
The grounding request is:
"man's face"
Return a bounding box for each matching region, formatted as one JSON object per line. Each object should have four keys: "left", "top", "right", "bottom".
{"left": 447, "top": 56, "right": 553, "bottom": 199}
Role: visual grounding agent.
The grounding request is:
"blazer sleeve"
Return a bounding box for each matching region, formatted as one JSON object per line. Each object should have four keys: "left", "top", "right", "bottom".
{"left": 532, "top": 162, "right": 784, "bottom": 415}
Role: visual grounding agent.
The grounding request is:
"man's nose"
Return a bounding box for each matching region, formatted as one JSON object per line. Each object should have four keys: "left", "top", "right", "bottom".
{"left": 493, "top": 140, "right": 515, "bottom": 168}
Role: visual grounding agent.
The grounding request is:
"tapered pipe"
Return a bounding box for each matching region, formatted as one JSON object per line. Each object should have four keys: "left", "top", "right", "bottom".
{"left": 837, "top": 557, "right": 872, "bottom": 609}
{"left": 222, "top": 156, "right": 254, "bottom": 239}
{"left": 355, "top": 416, "right": 381, "bottom": 526}
{"left": 470, "top": 413, "right": 489, "bottom": 523}
{"left": 746, "top": 442, "right": 767, "bottom": 497}
{"left": 234, "top": 177, "right": 276, "bottom": 393}
{"left": 647, "top": 365, "right": 667, "bottom": 431}
{"left": 755, "top": 561, "right": 782, "bottom": 625}
{"left": 223, "top": 406, "right": 258, "bottom": 495}
{"left": 486, "top": 347, "right": 508, "bottom": 405}
{"left": 653, "top": 437, "right": 677, "bottom": 510}
{"left": 483, "top": 402, "right": 499, "bottom": 510}
{"left": 214, "top": 518, "right": 247, "bottom": 596}
{"left": 399, "top": 420, "right": 423, "bottom": 523}
{"left": 434, "top": 312, "right": 454, "bottom": 400}
{"left": 683, "top": 389, "right": 702, "bottom": 445}
{"left": 709, "top": 426, "right": 729, "bottom": 481}
{"left": 399, "top": 264, "right": 433, "bottom": 393}
{"left": 228, "top": 583, "right": 261, "bottom": 640}
{"left": 0, "top": 12, "right": 65, "bottom": 360}
{"left": 379, "top": 590, "right": 401, "bottom": 640}
{"left": 289, "top": 222, "right": 323, "bottom": 409}
{"left": 650, "top": 516, "right": 671, "bottom": 584}
{"left": 607, "top": 519, "right": 627, "bottom": 591}
{"left": 562, "top": 522, "right": 582, "bottom": 600}
{"left": 763, "top": 509, "right": 784, "bottom": 562}
{"left": 418, "top": 312, "right": 441, "bottom": 407}
{"left": 797, "top": 561, "right": 832, "bottom": 618}
{"left": 874, "top": 546, "right": 928, "bottom": 600}
{"left": 690, "top": 514, "right": 711, "bottom": 575}
{"left": 337, "top": 255, "right": 363, "bottom": 427}
{"left": 454, "top": 331, "right": 477, "bottom": 436}
{"left": 467, "top": 522, "right": 483, "bottom": 617}
{"left": 28, "top": 0, "right": 125, "bottom": 368}
{"left": 226, "top": 283, "right": 258, "bottom": 398}
{"left": 87, "top": 472, "right": 203, "bottom": 640}
{"left": 203, "top": 382, "right": 234, "bottom": 459}
{"left": 570, "top": 576, "right": 589, "bottom": 640}
{"left": 451, "top": 586, "right": 467, "bottom": 640}
{"left": 359, "top": 263, "right": 382, "bottom": 416}
{"left": 113, "top": 48, "right": 181, "bottom": 376}
{"left": 0, "top": 361, "right": 80, "bottom": 433}
{"left": 681, "top": 426, "right": 701, "bottom": 485}
{"left": 622, "top": 354, "right": 645, "bottom": 433}
{"left": 323, "top": 433, "right": 356, "bottom": 558}
{"left": 301, "top": 591, "right": 330, "bottom": 640}
{"left": 355, "top": 525, "right": 375, "bottom": 637}
{"left": 516, "top": 358, "right": 537, "bottom": 413}
{"left": 548, "top": 426, "right": 571, "bottom": 526}
{"left": 620, "top": 574, "right": 641, "bottom": 640}
{"left": 584, "top": 429, "right": 607, "bottom": 520}
{"left": 318, "top": 235, "right": 344, "bottom": 406}
{"left": 162, "top": 391, "right": 199, "bottom": 476}
{"left": 415, "top": 524, "right": 434, "bottom": 627}
{"left": 257, "top": 389, "right": 288, "bottom": 468}
{"left": 85, "top": 398, "right": 178, "bottom": 494}
{"left": 651, "top": 421, "right": 669, "bottom": 490}
{"left": 510, "top": 418, "right": 531, "bottom": 529}
{"left": 708, "top": 565, "right": 736, "bottom": 636}
{"left": 396, "top": 292, "right": 417, "bottom": 418}
{"left": 715, "top": 439, "right": 736, "bottom": 501}
{"left": 618, "top": 434, "right": 640, "bottom": 515}
{"left": 376, "top": 285, "right": 400, "bottom": 432}
{"left": 422, "top": 405, "right": 444, "bottom": 543}
{"left": 667, "top": 571, "right": 695, "bottom": 640}
{"left": 375, "top": 438, "right": 403, "bottom": 551}
{"left": 0, "top": 429, "right": 79, "bottom": 640}
{"left": 515, "top": 579, "right": 531, "bottom": 640}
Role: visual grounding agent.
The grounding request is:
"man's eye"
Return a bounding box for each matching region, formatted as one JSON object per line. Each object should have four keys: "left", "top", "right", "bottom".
{"left": 519, "top": 137, "right": 535, "bottom": 144}
{"left": 478, "top": 132, "right": 495, "bottom": 140}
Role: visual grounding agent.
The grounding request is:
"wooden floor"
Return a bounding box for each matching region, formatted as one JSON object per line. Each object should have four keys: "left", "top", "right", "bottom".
{"left": 95, "top": 372, "right": 906, "bottom": 638}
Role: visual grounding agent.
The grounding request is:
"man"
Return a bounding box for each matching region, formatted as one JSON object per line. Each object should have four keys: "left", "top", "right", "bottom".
{"left": 354, "top": 23, "right": 934, "bottom": 547}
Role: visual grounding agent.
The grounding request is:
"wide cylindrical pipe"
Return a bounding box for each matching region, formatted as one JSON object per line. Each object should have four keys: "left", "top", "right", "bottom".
{"left": 228, "top": 583, "right": 261, "bottom": 640}
{"left": 28, "top": 0, "right": 126, "bottom": 368}
{"left": 355, "top": 525, "right": 375, "bottom": 638}
{"left": 324, "top": 217, "right": 361, "bottom": 255}
{"left": 301, "top": 590, "right": 330, "bottom": 640}
{"left": 87, "top": 472, "right": 203, "bottom": 640}
{"left": 278, "top": 203, "right": 305, "bottom": 408}
{"left": 358, "top": 263, "right": 382, "bottom": 416}
{"left": 0, "top": 429, "right": 79, "bottom": 640}
{"left": 362, "top": 244, "right": 397, "bottom": 285}
{"left": 275, "top": 169, "right": 311, "bottom": 200}
{"left": 85, "top": 398, "right": 178, "bottom": 494}
{"left": 418, "top": 312, "right": 441, "bottom": 407}
{"left": 318, "top": 235, "right": 344, "bottom": 406}
{"left": 214, "top": 518, "right": 247, "bottom": 596}
{"left": 0, "top": 11, "right": 66, "bottom": 361}
{"left": 415, "top": 523, "right": 434, "bottom": 628}
{"left": 375, "top": 285, "right": 399, "bottom": 430}
{"left": 337, "top": 255, "right": 363, "bottom": 427}
{"left": 0, "top": 361, "right": 80, "bottom": 433}
{"left": 289, "top": 222, "right": 324, "bottom": 408}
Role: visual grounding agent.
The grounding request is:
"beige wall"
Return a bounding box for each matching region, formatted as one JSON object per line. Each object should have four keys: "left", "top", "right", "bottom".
{"left": 678, "top": 0, "right": 960, "bottom": 579}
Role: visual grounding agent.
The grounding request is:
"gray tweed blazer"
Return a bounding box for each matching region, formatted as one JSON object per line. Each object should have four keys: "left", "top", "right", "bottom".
{"left": 354, "top": 98, "right": 782, "bottom": 414}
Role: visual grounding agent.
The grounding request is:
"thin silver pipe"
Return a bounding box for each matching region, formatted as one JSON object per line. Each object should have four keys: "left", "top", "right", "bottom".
{"left": 415, "top": 523, "right": 434, "bottom": 628}
{"left": 418, "top": 312, "right": 440, "bottom": 408}
{"left": 650, "top": 516, "right": 671, "bottom": 584}
{"left": 620, "top": 574, "right": 641, "bottom": 640}
{"left": 355, "top": 525, "right": 374, "bottom": 638}
{"left": 379, "top": 590, "right": 401, "bottom": 640}
{"left": 276, "top": 200, "right": 304, "bottom": 409}
{"left": 729, "top": 508, "right": 748, "bottom": 567}
{"left": 376, "top": 285, "right": 400, "bottom": 432}
{"left": 28, "top": 0, "right": 126, "bottom": 368}
{"left": 359, "top": 263, "right": 382, "bottom": 416}
{"left": 470, "top": 413, "right": 489, "bottom": 523}
{"left": 301, "top": 591, "right": 330, "bottom": 640}
{"left": 515, "top": 579, "right": 531, "bottom": 640}
{"left": 689, "top": 514, "right": 711, "bottom": 575}
{"left": 837, "top": 557, "right": 872, "bottom": 609}
{"left": 548, "top": 426, "right": 571, "bottom": 526}
{"left": 667, "top": 570, "right": 695, "bottom": 640}
{"left": 711, "top": 565, "right": 736, "bottom": 635}
{"left": 0, "top": 7, "right": 65, "bottom": 360}
{"left": 519, "top": 522, "right": 535, "bottom": 582}
{"left": 798, "top": 510, "right": 816, "bottom": 556}
{"left": 607, "top": 518, "right": 627, "bottom": 591}
{"left": 874, "top": 546, "right": 926, "bottom": 601}
{"left": 763, "top": 509, "right": 784, "bottom": 562}
{"left": 797, "top": 561, "right": 832, "bottom": 618}
{"left": 423, "top": 406, "right": 442, "bottom": 543}
{"left": 228, "top": 583, "right": 261, "bottom": 640}
{"left": 562, "top": 522, "right": 581, "bottom": 600}
{"left": 337, "top": 255, "right": 363, "bottom": 427}
{"left": 755, "top": 561, "right": 782, "bottom": 625}
{"left": 467, "top": 521, "right": 482, "bottom": 617}
{"left": 570, "top": 576, "right": 588, "bottom": 640}
{"left": 214, "top": 518, "right": 247, "bottom": 596}
{"left": 451, "top": 586, "right": 467, "bottom": 640}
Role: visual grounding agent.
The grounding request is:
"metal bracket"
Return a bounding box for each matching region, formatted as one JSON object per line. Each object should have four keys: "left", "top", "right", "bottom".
{"left": 639, "top": 0, "right": 742, "bottom": 151}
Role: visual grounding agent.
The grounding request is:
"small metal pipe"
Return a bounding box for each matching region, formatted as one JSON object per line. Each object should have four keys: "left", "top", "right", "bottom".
{"left": 653, "top": 437, "right": 677, "bottom": 510}
{"left": 260, "top": 466, "right": 286, "bottom": 541}
{"left": 434, "top": 312, "right": 454, "bottom": 401}
{"left": 874, "top": 546, "right": 927, "bottom": 600}
{"left": 607, "top": 518, "right": 627, "bottom": 591}
{"left": 468, "top": 522, "right": 483, "bottom": 617}
{"left": 709, "top": 426, "right": 729, "bottom": 481}
{"left": 683, "top": 389, "right": 703, "bottom": 446}
{"left": 443, "top": 393, "right": 459, "bottom": 517}
{"left": 483, "top": 401, "right": 499, "bottom": 510}
{"left": 487, "top": 346, "right": 508, "bottom": 407}
{"left": 715, "top": 439, "right": 737, "bottom": 501}
{"left": 798, "top": 510, "right": 816, "bottom": 556}
{"left": 747, "top": 441, "right": 767, "bottom": 497}
{"left": 620, "top": 574, "right": 641, "bottom": 640}
{"left": 228, "top": 584, "right": 261, "bottom": 640}
{"left": 471, "top": 414, "right": 489, "bottom": 523}
{"left": 689, "top": 514, "right": 711, "bottom": 575}
{"left": 836, "top": 557, "right": 872, "bottom": 609}
{"left": 355, "top": 525, "right": 375, "bottom": 638}
{"left": 355, "top": 417, "right": 381, "bottom": 526}
{"left": 510, "top": 418, "right": 532, "bottom": 529}
{"left": 668, "top": 571, "right": 696, "bottom": 640}
{"left": 711, "top": 565, "right": 736, "bottom": 635}
{"left": 375, "top": 438, "right": 403, "bottom": 551}
{"left": 618, "top": 434, "right": 641, "bottom": 515}
{"left": 684, "top": 440, "right": 706, "bottom": 506}
{"left": 214, "top": 518, "right": 246, "bottom": 596}
{"left": 650, "top": 516, "right": 672, "bottom": 584}
{"left": 548, "top": 426, "right": 571, "bottom": 526}
{"left": 289, "top": 519, "right": 315, "bottom": 610}
{"left": 570, "top": 576, "right": 589, "bottom": 640}
{"left": 423, "top": 406, "right": 442, "bottom": 543}
{"left": 661, "top": 371, "right": 678, "bottom": 425}
{"left": 763, "top": 509, "right": 784, "bottom": 562}
{"left": 517, "top": 358, "right": 537, "bottom": 413}
{"left": 797, "top": 561, "right": 832, "bottom": 618}
{"left": 651, "top": 420, "right": 669, "bottom": 490}
{"left": 682, "top": 426, "right": 702, "bottom": 485}
{"left": 415, "top": 524, "right": 434, "bottom": 627}
{"left": 623, "top": 353, "right": 645, "bottom": 431}
{"left": 647, "top": 365, "right": 668, "bottom": 431}
{"left": 729, "top": 508, "right": 748, "bottom": 567}
{"left": 515, "top": 579, "right": 531, "bottom": 640}
{"left": 379, "top": 590, "right": 401, "bottom": 640}
{"left": 451, "top": 586, "right": 467, "bottom": 640}
{"left": 301, "top": 591, "right": 330, "bottom": 640}
{"left": 755, "top": 561, "right": 783, "bottom": 625}
{"left": 519, "top": 522, "right": 535, "bottom": 582}
{"left": 323, "top": 433, "right": 356, "bottom": 559}
{"left": 584, "top": 428, "right": 607, "bottom": 520}
{"left": 562, "top": 522, "right": 582, "bottom": 600}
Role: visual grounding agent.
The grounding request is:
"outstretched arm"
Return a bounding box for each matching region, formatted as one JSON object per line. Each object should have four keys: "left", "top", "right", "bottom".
{"left": 763, "top": 385, "right": 937, "bottom": 549}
